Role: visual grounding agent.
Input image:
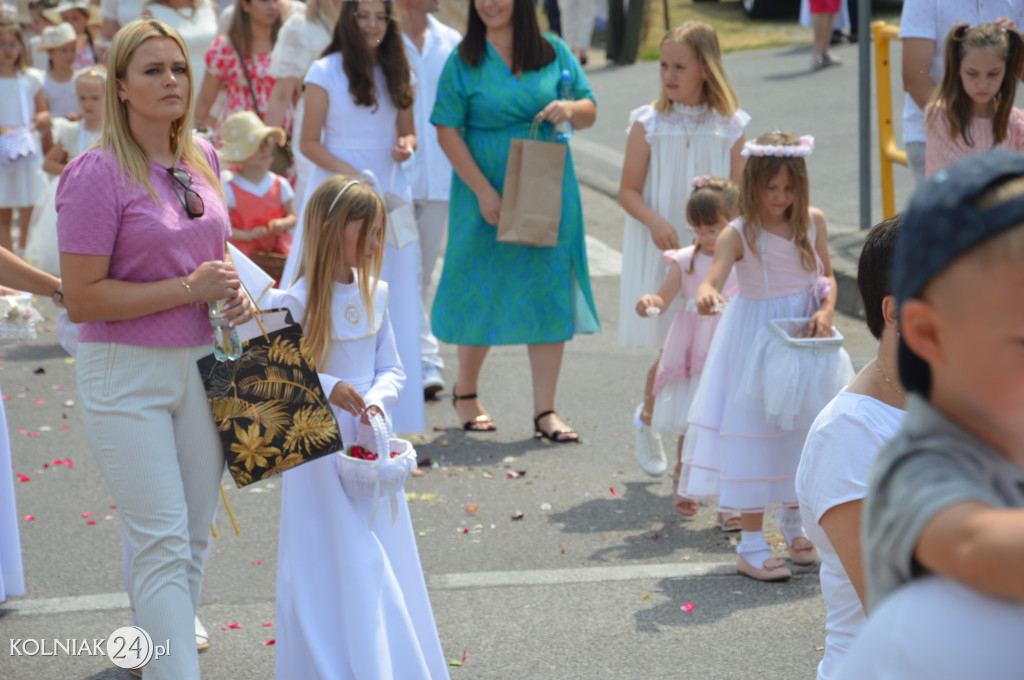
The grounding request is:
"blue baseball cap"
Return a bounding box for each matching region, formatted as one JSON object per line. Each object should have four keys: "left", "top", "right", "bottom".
{"left": 894, "top": 150, "right": 1024, "bottom": 395}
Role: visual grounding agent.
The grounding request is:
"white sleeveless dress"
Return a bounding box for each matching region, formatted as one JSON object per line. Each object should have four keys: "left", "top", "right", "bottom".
{"left": 618, "top": 102, "right": 749, "bottom": 349}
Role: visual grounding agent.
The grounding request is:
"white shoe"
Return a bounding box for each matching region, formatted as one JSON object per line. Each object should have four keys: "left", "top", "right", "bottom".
{"left": 633, "top": 405, "right": 667, "bottom": 476}
{"left": 195, "top": 615, "right": 209, "bottom": 652}
{"left": 423, "top": 364, "right": 445, "bottom": 398}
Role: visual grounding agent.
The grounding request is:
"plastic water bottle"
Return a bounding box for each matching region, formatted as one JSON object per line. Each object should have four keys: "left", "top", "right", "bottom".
{"left": 555, "top": 69, "right": 574, "bottom": 143}
{"left": 209, "top": 299, "right": 242, "bottom": 361}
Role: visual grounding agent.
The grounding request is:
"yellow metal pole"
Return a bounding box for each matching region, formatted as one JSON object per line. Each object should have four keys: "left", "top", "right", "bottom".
{"left": 874, "top": 21, "right": 896, "bottom": 220}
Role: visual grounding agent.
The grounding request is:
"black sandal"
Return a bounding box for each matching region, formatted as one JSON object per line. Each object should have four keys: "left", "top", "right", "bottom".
{"left": 533, "top": 410, "right": 579, "bottom": 443}
{"left": 452, "top": 392, "right": 496, "bottom": 432}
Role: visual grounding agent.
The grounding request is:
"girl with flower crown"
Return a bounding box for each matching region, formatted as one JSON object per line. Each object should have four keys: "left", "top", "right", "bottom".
{"left": 617, "top": 21, "right": 749, "bottom": 481}
{"left": 680, "top": 130, "right": 853, "bottom": 582}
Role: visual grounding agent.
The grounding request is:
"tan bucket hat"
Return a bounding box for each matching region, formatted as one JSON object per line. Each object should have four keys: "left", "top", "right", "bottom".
{"left": 217, "top": 111, "right": 286, "bottom": 164}
{"left": 36, "top": 22, "right": 86, "bottom": 51}
{"left": 43, "top": 0, "right": 101, "bottom": 27}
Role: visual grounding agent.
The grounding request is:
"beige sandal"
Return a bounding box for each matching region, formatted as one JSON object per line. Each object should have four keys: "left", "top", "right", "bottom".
{"left": 737, "top": 554, "right": 792, "bottom": 581}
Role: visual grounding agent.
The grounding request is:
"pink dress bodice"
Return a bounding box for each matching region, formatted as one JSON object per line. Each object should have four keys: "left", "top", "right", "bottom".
{"left": 733, "top": 217, "right": 819, "bottom": 300}
{"left": 925, "top": 104, "right": 1024, "bottom": 179}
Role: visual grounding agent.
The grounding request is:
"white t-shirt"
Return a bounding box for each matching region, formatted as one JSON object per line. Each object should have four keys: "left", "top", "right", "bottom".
{"left": 0, "top": 69, "right": 44, "bottom": 128}
{"left": 43, "top": 74, "right": 79, "bottom": 119}
{"left": 222, "top": 170, "right": 294, "bottom": 209}
{"left": 401, "top": 14, "right": 461, "bottom": 201}
{"left": 836, "top": 576, "right": 1024, "bottom": 680}
{"left": 797, "top": 390, "right": 906, "bottom": 680}
{"left": 898, "top": 0, "right": 1024, "bottom": 144}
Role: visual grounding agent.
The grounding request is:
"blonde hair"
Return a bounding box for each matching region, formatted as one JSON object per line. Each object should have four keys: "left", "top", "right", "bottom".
{"left": 685, "top": 177, "right": 738, "bottom": 273}
{"left": 738, "top": 130, "right": 816, "bottom": 271}
{"left": 654, "top": 21, "right": 738, "bottom": 118}
{"left": 298, "top": 176, "right": 386, "bottom": 368}
{"left": 226, "top": 0, "right": 281, "bottom": 58}
{"left": 305, "top": 0, "right": 339, "bottom": 32}
{"left": 73, "top": 64, "right": 106, "bottom": 86}
{"left": 103, "top": 20, "right": 221, "bottom": 200}
{"left": 0, "top": 19, "right": 30, "bottom": 73}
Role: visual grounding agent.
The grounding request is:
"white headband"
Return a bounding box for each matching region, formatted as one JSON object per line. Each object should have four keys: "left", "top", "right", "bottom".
{"left": 327, "top": 180, "right": 362, "bottom": 216}
{"left": 741, "top": 134, "right": 815, "bottom": 159}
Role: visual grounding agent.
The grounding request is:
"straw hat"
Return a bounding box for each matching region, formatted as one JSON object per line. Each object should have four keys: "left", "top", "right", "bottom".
{"left": 35, "top": 22, "right": 86, "bottom": 50}
{"left": 217, "top": 111, "right": 286, "bottom": 164}
{"left": 43, "top": 0, "right": 101, "bottom": 27}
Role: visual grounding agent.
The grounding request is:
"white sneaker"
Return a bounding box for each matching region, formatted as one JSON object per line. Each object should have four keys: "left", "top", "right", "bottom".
{"left": 423, "top": 364, "right": 445, "bottom": 398}
{"left": 633, "top": 404, "right": 667, "bottom": 476}
{"left": 195, "top": 615, "right": 210, "bottom": 652}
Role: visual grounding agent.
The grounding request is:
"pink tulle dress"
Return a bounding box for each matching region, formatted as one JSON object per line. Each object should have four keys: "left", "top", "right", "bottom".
{"left": 650, "top": 246, "right": 737, "bottom": 435}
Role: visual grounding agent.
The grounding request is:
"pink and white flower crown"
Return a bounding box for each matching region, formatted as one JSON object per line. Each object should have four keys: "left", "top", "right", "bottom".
{"left": 741, "top": 135, "right": 814, "bottom": 159}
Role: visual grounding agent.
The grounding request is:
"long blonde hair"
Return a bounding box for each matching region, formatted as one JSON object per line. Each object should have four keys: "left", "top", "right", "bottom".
{"left": 0, "top": 19, "right": 30, "bottom": 73}
{"left": 737, "top": 130, "right": 815, "bottom": 271}
{"left": 654, "top": 21, "right": 738, "bottom": 118}
{"left": 298, "top": 176, "right": 386, "bottom": 368}
{"left": 305, "top": 0, "right": 339, "bottom": 32}
{"left": 103, "top": 20, "right": 221, "bottom": 200}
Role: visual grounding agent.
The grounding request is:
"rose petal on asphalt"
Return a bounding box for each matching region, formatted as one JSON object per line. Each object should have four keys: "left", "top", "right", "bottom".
{"left": 16, "top": 474, "right": 29, "bottom": 482}
{"left": 609, "top": 487, "right": 616, "bottom": 497}
{"left": 23, "top": 515, "right": 35, "bottom": 521}
{"left": 264, "top": 639, "right": 275, "bottom": 645}
{"left": 262, "top": 623, "right": 273, "bottom": 627}
{"left": 681, "top": 603, "right": 695, "bottom": 613}
{"left": 35, "top": 398, "right": 43, "bottom": 404}
{"left": 228, "top": 623, "right": 241, "bottom": 629}
{"left": 463, "top": 504, "right": 479, "bottom": 513}
{"left": 510, "top": 511, "right": 524, "bottom": 520}
{"left": 81, "top": 512, "right": 92, "bottom": 518}
{"left": 86, "top": 521, "right": 96, "bottom": 525}
{"left": 252, "top": 560, "right": 263, "bottom": 565}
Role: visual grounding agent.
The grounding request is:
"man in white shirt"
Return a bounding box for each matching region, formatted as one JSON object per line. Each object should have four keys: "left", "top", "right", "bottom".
{"left": 397, "top": 0, "right": 461, "bottom": 398}
{"left": 898, "top": 0, "right": 1024, "bottom": 184}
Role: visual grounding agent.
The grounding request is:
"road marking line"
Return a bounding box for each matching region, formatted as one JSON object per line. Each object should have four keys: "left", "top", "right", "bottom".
{"left": 5, "top": 563, "right": 737, "bottom": 615}
{"left": 585, "top": 234, "right": 622, "bottom": 277}
{"left": 570, "top": 135, "right": 626, "bottom": 167}
{"left": 427, "top": 562, "right": 735, "bottom": 590}
{"left": 5, "top": 592, "right": 130, "bottom": 617}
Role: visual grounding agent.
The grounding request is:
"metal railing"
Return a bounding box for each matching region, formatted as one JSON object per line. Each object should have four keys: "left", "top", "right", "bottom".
{"left": 873, "top": 21, "right": 907, "bottom": 220}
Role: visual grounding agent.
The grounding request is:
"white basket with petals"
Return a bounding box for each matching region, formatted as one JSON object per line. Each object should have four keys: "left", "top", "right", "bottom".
{"left": 335, "top": 411, "right": 417, "bottom": 528}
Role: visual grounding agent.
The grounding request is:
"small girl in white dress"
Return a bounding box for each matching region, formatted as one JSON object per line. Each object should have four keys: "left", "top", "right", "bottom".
{"left": 25, "top": 66, "right": 104, "bottom": 276}
{"left": 617, "top": 21, "right": 749, "bottom": 475}
{"left": 0, "top": 19, "right": 48, "bottom": 252}
{"left": 635, "top": 176, "right": 738, "bottom": 524}
{"left": 276, "top": 176, "right": 448, "bottom": 680}
{"left": 683, "top": 131, "right": 854, "bottom": 582}
{"left": 37, "top": 23, "right": 82, "bottom": 122}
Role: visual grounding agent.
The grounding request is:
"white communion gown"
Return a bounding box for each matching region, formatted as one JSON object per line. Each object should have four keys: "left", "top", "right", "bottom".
{"left": 274, "top": 277, "right": 448, "bottom": 680}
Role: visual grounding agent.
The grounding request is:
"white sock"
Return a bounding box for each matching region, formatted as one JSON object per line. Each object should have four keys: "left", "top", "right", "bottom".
{"left": 775, "top": 507, "right": 807, "bottom": 546}
{"left": 738, "top": 530, "right": 771, "bottom": 569}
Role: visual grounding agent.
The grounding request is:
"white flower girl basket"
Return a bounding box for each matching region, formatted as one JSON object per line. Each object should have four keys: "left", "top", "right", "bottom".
{"left": 0, "top": 293, "right": 44, "bottom": 343}
{"left": 336, "top": 411, "right": 417, "bottom": 529}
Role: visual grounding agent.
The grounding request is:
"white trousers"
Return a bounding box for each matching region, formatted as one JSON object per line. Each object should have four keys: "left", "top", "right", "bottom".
{"left": 415, "top": 199, "right": 448, "bottom": 372}
{"left": 77, "top": 343, "right": 224, "bottom": 680}
{"left": 558, "top": 0, "right": 599, "bottom": 50}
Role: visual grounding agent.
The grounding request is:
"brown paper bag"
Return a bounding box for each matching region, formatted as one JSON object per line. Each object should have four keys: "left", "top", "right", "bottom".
{"left": 497, "top": 124, "right": 567, "bottom": 248}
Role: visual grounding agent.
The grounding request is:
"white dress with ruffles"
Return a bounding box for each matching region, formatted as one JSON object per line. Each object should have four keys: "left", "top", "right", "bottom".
{"left": 618, "top": 102, "right": 749, "bottom": 349}
{"left": 679, "top": 218, "right": 854, "bottom": 512}
{"left": 275, "top": 278, "right": 448, "bottom": 680}
{"left": 25, "top": 118, "right": 101, "bottom": 275}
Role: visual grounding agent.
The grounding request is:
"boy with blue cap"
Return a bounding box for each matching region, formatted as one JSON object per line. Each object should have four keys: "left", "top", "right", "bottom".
{"left": 835, "top": 150, "right": 1024, "bottom": 679}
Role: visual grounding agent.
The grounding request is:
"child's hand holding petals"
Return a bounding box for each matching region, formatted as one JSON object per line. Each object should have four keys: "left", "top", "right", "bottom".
{"left": 695, "top": 285, "right": 722, "bottom": 315}
{"left": 636, "top": 295, "right": 662, "bottom": 317}
{"left": 330, "top": 382, "right": 366, "bottom": 418}
{"left": 806, "top": 309, "right": 833, "bottom": 338}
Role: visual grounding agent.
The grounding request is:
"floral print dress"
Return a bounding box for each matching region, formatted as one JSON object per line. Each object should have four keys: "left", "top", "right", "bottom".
{"left": 204, "top": 35, "right": 292, "bottom": 141}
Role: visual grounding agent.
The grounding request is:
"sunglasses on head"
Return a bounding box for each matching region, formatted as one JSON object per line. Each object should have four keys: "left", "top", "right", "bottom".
{"left": 167, "top": 167, "right": 205, "bottom": 219}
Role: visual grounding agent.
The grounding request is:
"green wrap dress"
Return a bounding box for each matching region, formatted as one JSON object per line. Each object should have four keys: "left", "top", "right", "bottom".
{"left": 429, "top": 34, "right": 600, "bottom": 346}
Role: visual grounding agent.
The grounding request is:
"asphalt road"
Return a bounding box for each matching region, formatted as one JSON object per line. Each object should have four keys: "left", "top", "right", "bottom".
{"left": 0, "top": 169, "right": 879, "bottom": 678}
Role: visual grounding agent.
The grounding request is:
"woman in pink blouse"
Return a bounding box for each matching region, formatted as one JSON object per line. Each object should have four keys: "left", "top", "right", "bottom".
{"left": 55, "top": 20, "right": 250, "bottom": 680}
{"left": 194, "top": 0, "right": 288, "bottom": 138}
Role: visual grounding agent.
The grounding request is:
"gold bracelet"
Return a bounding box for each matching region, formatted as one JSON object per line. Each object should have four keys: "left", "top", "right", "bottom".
{"left": 179, "top": 277, "right": 193, "bottom": 305}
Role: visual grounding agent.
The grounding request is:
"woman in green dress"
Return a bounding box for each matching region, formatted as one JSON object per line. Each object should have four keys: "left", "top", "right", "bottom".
{"left": 431, "top": 0, "right": 598, "bottom": 442}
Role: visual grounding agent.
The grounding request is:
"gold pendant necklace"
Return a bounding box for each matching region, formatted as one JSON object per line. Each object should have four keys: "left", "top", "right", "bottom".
{"left": 874, "top": 359, "right": 904, "bottom": 397}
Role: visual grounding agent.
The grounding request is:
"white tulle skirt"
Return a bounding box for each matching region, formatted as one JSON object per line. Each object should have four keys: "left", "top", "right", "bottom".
{"left": 678, "top": 291, "right": 854, "bottom": 512}
{"left": 24, "top": 174, "right": 60, "bottom": 276}
{"left": 650, "top": 372, "right": 699, "bottom": 436}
